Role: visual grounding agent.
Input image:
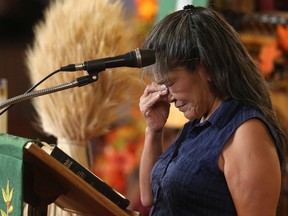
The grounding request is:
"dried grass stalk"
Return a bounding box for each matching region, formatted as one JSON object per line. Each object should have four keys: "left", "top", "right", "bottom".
{"left": 26, "top": 0, "right": 144, "bottom": 143}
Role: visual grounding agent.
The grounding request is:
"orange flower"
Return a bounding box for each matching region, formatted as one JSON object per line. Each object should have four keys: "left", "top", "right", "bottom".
{"left": 277, "top": 25, "right": 288, "bottom": 51}
{"left": 258, "top": 41, "right": 282, "bottom": 76}
{"left": 92, "top": 107, "right": 146, "bottom": 195}
{"left": 135, "top": 0, "right": 158, "bottom": 22}
{"left": 93, "top": 146, "right": 138, "bottom": 193}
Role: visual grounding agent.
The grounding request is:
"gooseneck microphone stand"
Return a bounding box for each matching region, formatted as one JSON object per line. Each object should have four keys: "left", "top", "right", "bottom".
{"left": 0, "top": 74, "right": 98, "bottom": 110}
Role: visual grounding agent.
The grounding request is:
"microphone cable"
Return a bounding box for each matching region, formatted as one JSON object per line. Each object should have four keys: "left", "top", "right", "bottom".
{"left": 0, "top": 69, "right": 61, "bottom": 116}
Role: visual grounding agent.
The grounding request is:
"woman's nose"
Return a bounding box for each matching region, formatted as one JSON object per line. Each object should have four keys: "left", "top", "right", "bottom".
{"left": 167, "top": 92, "right": 176, "bottom": 103}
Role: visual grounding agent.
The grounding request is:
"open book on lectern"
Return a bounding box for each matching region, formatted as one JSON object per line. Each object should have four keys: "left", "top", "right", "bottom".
{"left": 37, "top": 141, "right": 130, "bottom": 209}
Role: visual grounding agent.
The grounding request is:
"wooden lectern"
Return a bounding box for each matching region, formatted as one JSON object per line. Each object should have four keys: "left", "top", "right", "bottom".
{"left": 23, "top": 142, "right": 139, "bottom": 216}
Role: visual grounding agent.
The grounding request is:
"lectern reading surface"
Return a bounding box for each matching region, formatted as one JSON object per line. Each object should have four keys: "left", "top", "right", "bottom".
{"left": 23, "top": 142, "right": 139, "bottom": 216}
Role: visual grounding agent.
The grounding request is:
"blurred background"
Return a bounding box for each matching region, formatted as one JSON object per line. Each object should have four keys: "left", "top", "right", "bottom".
{"left": 1, "top": 0, "right": 288, "bottom": 215}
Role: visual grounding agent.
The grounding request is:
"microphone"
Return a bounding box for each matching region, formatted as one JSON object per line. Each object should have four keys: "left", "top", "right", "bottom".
{"left": 60, "top": 48, "right": 155, "bottom": 72}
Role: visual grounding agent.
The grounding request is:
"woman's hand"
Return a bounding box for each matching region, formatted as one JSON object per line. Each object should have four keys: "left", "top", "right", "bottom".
{"left": 139, "top": 83, "right": 170, "bottom": 132}
{"left": 139, "top": 83, "right": 170, "bottom": 206}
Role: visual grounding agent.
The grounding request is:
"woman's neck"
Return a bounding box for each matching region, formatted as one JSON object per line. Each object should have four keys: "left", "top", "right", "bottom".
{"left": 200, "top": 96, "right": 223, "bottom": 123}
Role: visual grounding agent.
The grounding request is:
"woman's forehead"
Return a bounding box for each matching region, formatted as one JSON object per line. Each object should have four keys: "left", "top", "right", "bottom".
{"left": 153, "top": 68, "right": 186, "bottom": 84}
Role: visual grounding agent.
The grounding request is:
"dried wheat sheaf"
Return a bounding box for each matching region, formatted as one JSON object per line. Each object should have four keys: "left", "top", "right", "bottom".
{"left": 26, "top": 0, "right": 144, "bottom": 142}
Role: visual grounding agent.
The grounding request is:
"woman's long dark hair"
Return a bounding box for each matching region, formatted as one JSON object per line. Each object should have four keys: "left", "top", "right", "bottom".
{"left": 142, "top": 6, "right": 287, "bottom": 162}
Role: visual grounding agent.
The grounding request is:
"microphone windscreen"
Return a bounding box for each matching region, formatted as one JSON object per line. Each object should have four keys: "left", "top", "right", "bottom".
{"left": 137, "top": 49, "right": 156, "bottom": 67}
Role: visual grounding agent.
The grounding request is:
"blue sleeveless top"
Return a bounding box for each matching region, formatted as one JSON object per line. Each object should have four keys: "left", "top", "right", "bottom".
{"left": 150, "top": 98, "right": 283, "bottom": 216}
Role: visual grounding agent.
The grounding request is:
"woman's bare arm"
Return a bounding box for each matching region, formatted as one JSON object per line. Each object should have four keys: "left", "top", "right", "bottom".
{"left": 221, "top": 118, "right": 281, "bottom": 216}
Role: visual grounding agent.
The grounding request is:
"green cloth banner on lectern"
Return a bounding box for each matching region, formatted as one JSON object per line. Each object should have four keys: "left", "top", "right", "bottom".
{"left": 0, "top": 133, "right": 31, "bottom": 216}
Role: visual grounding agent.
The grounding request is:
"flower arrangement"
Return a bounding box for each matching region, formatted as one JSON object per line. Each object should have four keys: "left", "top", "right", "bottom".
{"left": 258, "top": 25, "right": 288, "bottom": 90}
{"left": 91, "top": 108, "right": 145, "bottom": 195}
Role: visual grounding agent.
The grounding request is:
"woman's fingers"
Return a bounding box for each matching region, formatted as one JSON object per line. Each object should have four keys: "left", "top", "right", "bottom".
{"left": 140, "top": 83, "right": 168, "bottom": 113}
{"left": 143, "top": 83, "right": 167, "bottom": 96}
